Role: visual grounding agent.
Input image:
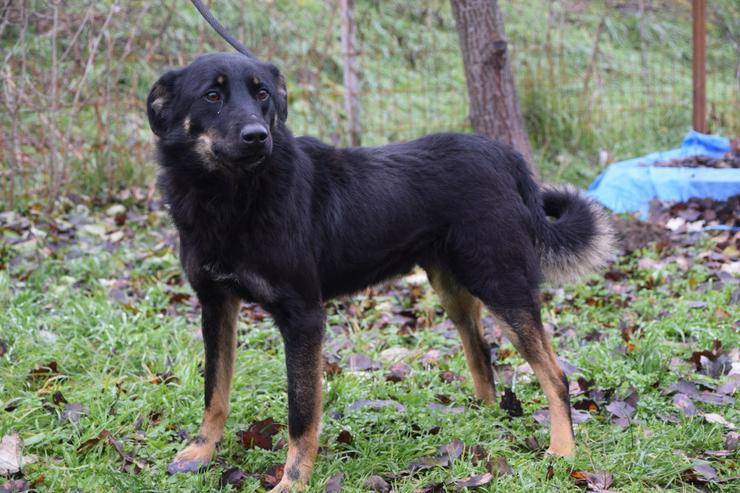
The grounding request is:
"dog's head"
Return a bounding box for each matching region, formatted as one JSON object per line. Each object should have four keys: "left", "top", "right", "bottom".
{"left": 147, "top": 53, "right": 288, "bottom": 171}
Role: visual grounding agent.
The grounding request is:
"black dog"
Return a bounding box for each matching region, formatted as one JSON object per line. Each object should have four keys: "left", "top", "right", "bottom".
{"left": 147, "top": 52, "right": 614, "bottom": 490}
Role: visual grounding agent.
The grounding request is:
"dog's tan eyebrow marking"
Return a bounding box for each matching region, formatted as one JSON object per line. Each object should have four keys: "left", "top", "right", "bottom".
{"left": 216, "top": 75, "right": 225, "bottom": 85}
{"left": 252, "top": 76, "right": 260, "bottom": 85}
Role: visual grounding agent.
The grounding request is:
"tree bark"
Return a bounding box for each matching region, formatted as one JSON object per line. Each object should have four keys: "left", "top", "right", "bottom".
{"left": 450, "top": 0, "right": 538, "bottom": 178}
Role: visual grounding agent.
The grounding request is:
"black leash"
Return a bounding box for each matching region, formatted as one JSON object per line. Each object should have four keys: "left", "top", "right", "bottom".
{"left": 190, "top": 0, "right": 254, "bottom": 57}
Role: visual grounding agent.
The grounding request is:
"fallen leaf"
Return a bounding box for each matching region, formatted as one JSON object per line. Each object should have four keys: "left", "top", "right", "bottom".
{"left": 533, "top": 408, "right": 591, "bottom": 426}
{"left": 324, "top": 472, "right": 343, "bottom": 493}
{"left": 336, "top": 430, "right": 353, "bottom": 445}
{"left": 148, "top": 371, "right": 179, "bottom": 385}
{"left": 487, "top": 456, "right": 513, "bottom": 476}
{"left": 421, "top": 349, "right": 442, "bottom": 367}
{"left": 573, "top": 398, "right": 600, "bottom": 414}
{"left": 437, "top": 440, "right": 465, "bottom": 466}
{"left": 347, "top": 400, "right": 405, "bottom": 413}
{"left": 725, "top": 431, "right": 739, "bottom": 451}
{"left": 0, "top": 434, "right": 37, "bottom": 475}
{"left": 415, "top": 482, "right": 446, "bottom": 493}
{"left": 237, "top": 417, "right": 284, "bottom": 450}
{"left": 500, "top": 387, "right": 523, "bottom": 417}
{"left": 77, "top": 430, "right": 112, "bottom": 453}
{"left": 347, "top": 353, "right": 375, "bottom": 371}
{"left": 716, "top": 381, "right": 736, "bottom": 395}
{"left": 605, "top": 400, "right": 636, "bottom": 429}
{"left": 404, "top": 440, "right": 465, "bottom": 477}
{"left": 702, "top": 413, "right": 735, "bottom": 429}
{"left": 570, "top": 469, "right": 614, "bottom": 491}
{"left": 60, "top": 403, "right": 87, "bottom": 424}
{"left": 440, "top": 371, "right": 465, "bottom": 383}
{"left": 638, "top": 257, "right": 658, "bottom": 269}
{"left": 28, "top": 361, "right": 58, "bottom": 380}
{"left": 455, "top": 472, "right": 493, "bottom": 489}
{"left": 663, "top": 380, "right": 699, "bottom": 397}
{"left": 682, "top": 462, "right": 717, "bottom": 483}
{"left": 523, "top": 436, "right": 541, "bottom": 451}
{"left": 385, "top": 362, "right": 411, "bottom": 382}
{"left": 468, "top": 444, "right": 489, "bottom": 465}
{"left": 363, "top": 475, "right": 390, "bottom": 492}
{"left": 694, "top": 391, "right": 734, "bottom": 406}
{"left": 52, "top": 391, "right": 67, "bottom": 406}
{"left": 672, "top": 393, "right": 696, "bottom": 416}
{"left": 557, "top": 357, "right": 582, "bottom": 375}
{"left": 0, "top": 480, "right": 30, "bottom": 493}
{"left": 260, "top": 464, "right": 285, "bottom": 489}
{"left": 76, "top": 429, "right": 145, "bottom": 474}
{"left": 323, "top": 354, "right": 342, "bottom": 378}
{"left": 427, "top": 403, "right": 465, "bottom": 415}
{"left": 220, "top": 467, "right": 248, "bottom": 489}
{"left": 379, "top": 346, "right": 410, "bottom": 363}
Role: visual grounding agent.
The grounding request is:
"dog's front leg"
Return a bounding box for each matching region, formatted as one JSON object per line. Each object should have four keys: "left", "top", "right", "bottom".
{"left": 168, "top": 293, "right": 240, "bottom": 473}
{"left": 271, "top": 302, "right": 325, "bottom": 492}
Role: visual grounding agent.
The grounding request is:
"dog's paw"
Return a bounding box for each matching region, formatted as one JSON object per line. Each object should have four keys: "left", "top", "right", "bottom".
{"left": 545, "top": 445, "right": 575, "bottom": 458}
{"left": 269, "top": 480, "right": 300, "bottom": 493}
{"left": 167, "top": 439, "right": 215, "bottom": 474}
{"left": 167, "top": 458, "right": 209, "bottom": 474}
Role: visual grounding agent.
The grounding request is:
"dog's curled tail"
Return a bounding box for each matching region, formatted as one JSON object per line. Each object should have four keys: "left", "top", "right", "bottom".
{"left": 533, "top": 185, "right": 616, "bottom": 284}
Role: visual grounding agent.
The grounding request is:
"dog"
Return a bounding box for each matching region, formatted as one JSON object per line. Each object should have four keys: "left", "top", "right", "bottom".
{"left": 147, "top": 52, "right": 614, "bottom": 491}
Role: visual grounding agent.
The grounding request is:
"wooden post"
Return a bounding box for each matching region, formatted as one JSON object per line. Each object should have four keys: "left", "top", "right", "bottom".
{"left": 692, "top": 0, "right": 706, "bottom": 133}
{"left": 340, "top": 0, "right": 361, "bottom": 146}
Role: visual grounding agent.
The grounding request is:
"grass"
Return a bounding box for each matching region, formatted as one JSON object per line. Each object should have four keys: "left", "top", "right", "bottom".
{"left": 1, "top": 202, "right": 738, "bottom": 492}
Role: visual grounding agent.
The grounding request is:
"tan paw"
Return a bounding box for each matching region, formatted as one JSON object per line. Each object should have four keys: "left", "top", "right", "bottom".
{"left": 167, "top": 439, "right": 216, "bottom": 474}
{"left": 269, "top": 479, "right": 301, "bottom": 493}
{"left": 545, "top": 444, "right": 575, "bottom": 457}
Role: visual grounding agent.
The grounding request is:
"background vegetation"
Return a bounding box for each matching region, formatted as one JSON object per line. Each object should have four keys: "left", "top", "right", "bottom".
{"left": 1, "top": 0, "right": 738, "bottom": 209}
{"left": 1, "top": 2, "right": 738, "bottom": 492}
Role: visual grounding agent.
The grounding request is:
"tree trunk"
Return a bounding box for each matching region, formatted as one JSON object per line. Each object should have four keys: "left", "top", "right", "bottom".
{"left": 450, "top": 0, "right": 539, "bottom": 178}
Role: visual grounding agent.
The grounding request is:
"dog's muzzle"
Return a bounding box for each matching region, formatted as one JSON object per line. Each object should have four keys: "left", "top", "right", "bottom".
{"left": 237, "top": 123, "right": 272, "bottom": 165}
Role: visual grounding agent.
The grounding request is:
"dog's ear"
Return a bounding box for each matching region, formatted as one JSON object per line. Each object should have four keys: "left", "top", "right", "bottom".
{"left": 269, "top": 65, "right": 288, "bottom": 122}
{"left": 147, "top": 69, "right": 182, "bottom": 137}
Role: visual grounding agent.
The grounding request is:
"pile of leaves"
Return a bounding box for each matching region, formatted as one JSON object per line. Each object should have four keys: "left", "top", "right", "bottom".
{"left": 612, "top": 195, "right": 738, "bottom": 277}
{"left": 652, "top": 140, "right": 740, "bottom": 169}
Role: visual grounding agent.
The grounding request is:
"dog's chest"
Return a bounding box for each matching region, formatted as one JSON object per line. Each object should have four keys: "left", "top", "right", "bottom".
{"left": 201, "top": 261, "right": 278, "bottom": 303}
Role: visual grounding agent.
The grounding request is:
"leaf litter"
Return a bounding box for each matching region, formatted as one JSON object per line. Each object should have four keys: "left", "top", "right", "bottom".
{"left": 2, "top": 189, "right": 740, "bottom": 489}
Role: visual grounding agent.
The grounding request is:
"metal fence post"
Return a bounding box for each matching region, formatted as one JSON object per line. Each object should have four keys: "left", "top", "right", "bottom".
{"left": 692, "top": 0, "right": 706, "bottom": 133}
{"left": 341, "top": 0, "right": 361, "bottom": 146}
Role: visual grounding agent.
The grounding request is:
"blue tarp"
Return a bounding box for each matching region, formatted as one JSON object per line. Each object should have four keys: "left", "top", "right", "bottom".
{"left": 587, "top": 130, "right": 739, "bottom": 214}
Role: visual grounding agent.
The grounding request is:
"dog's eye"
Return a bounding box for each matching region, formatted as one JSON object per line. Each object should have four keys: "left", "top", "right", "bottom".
{"left": 204, "top": 91, "right": 221, "bottom": 103}
{"left": 256, "top": 90, "right": 269, "bottom": 102}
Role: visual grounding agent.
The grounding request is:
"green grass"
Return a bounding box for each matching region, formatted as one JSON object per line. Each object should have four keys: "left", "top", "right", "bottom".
{"left": 1, "top": 203, "right": 738, "bottom": 492}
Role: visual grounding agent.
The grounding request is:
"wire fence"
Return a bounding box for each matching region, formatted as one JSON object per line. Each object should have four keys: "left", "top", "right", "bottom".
{"left": 1, "top": 0, "right": 738, "bottom": 209}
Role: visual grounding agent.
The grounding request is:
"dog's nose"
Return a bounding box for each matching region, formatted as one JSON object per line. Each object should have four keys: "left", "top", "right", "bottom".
{"left": 240, "top": 124, "right": 268, "bottom": 144}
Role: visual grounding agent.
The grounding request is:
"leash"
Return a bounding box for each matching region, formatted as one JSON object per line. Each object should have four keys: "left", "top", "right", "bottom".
{"left": 190, "top": 0, "right": 254, "bottom": 57}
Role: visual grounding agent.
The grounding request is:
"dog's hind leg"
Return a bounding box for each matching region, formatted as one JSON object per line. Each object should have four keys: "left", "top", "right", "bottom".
{"left": 270, "top": 301, "right": 325, "bottom": 492}
{"left": 168, "top": 294, "right": 240, "bottom": 474}
{"left": 493, "top": 306, "right": 574, "bottom": 456}
{"left": 427, "top": 268, "right": 495, "bottom": 402}
{"left": 445, "top": 223, "right": 575, "bottom": 456}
